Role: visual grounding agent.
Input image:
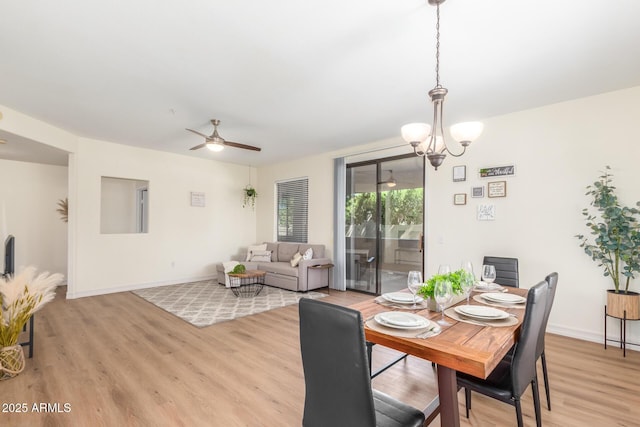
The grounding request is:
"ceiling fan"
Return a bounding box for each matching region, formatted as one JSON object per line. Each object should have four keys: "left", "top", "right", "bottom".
{"left": 186, "top": 119, "right": 261, "bottom": 152}
{"left": 378, "top": 170, "right": 397, "bottom": 188}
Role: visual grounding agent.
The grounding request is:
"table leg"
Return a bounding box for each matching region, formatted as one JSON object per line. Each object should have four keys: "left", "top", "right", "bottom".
{"left": 437, "top": 365, "right": 460, "bottom": 427}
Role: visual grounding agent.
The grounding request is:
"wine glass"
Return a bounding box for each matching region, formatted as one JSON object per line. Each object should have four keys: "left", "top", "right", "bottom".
{"left": 434, "top": 280, "right": 453, "bottom": 326}
{"left": 407, "top": 271, "right": 423, "bottom": 308}
{"left": 460, "top": 260, "right": 475, "bottom": 305}
{"left": 482, "top": 265, "right": 497, "bottom": 284}
{"left": 438, "top": 264, "right": 451, "bottom": 275}
{"left": 461, "top": 260, "right": 474, "bottom": 278}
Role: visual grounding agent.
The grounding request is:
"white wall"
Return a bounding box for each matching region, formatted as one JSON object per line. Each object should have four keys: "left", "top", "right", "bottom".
{"left": 425, "top": 86, "right": 640, "bottom": 346}
{"left": 257, "top": 86, "right": 640, "bottom": 348}
{"left": 0, "top": 159, "right": 68, "bottom": 275}
{"left": 70, "top": 137, "right": 257, "bottom": 297}
{"left": 256, "top": 153, "right": 335, "bottom": 257}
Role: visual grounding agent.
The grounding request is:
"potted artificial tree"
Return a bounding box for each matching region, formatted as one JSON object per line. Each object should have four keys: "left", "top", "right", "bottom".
{"left": 576, "top": 166, "right": 640, "bottom": 319}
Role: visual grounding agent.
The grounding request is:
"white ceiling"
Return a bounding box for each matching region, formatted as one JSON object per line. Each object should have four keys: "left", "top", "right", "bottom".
{"left": 1, "top": 0, "right": 640, "bottom": 167}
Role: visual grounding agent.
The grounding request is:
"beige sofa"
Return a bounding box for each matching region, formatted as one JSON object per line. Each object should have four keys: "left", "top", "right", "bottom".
{"left": 216, "top": 242, "right": 332, "bottom": 292}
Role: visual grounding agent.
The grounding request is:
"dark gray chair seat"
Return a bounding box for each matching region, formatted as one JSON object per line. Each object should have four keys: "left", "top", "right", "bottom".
{"left": 457, "top": 280, "right": 549, "bottom": 427}
{"left": 299, "top": 298, "right": 425, "bottom": 427}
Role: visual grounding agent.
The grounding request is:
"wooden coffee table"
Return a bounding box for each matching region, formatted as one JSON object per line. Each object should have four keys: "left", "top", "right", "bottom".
{"left": 228, "top": 270, "right": 267, "bottom": 297}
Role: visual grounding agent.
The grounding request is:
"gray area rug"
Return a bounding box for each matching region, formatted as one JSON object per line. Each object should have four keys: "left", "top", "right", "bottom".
{"left": 133, "top": 280, "right": 326, "bottom": 327}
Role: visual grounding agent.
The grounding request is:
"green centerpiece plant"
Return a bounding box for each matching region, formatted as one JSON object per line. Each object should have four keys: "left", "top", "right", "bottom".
{"left": 230, "top": 264, "right": 246, "bottom": 274}
{"left": 418, "top": 269, "right": 472, "bottom": 300}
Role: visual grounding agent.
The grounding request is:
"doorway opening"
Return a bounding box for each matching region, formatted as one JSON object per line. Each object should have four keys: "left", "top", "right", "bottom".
{"left": 345, "top": 154, "right": 424, "bottom": 294}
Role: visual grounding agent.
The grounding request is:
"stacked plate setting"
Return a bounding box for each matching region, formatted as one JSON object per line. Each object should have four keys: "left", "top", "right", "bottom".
{"left": 454, "top": 305, "right": 510, "bottom": 320}
{"left": 381, "top": 292, "right": 424, "bottom": 305}
{"left": 481, "top": 292, "right": 526, "bottom": 305}
{"left": 473, "top": 282, "right": 503, "bottom": 292}
{"left": 374, "top": 312, "right": 430, "bottom": 329}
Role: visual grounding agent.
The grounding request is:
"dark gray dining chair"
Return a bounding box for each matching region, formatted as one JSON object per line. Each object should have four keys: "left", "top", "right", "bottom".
{"left": 538, "top": 272, "right": 558, "bottom": 410}
{"left": 483, "top": 256, "right": 519, "bottom": 287}
{"left": 299, "top": 298, "right": 425, "bottom": 427}
{"left": 457, "top": 280, "right": 549, "bottom": 427}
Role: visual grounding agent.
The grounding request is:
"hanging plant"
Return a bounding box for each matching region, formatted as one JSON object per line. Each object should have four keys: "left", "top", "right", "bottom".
{"left": 56, "top": 198, "right": 68, "bottom": 223}
{"left": 243, "top": 185, "right": 258, "bottom": 209}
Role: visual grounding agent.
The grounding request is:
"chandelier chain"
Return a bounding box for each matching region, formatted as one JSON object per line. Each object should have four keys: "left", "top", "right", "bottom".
{"left": 435, "top": 2, "right": 441, "bottom": 88}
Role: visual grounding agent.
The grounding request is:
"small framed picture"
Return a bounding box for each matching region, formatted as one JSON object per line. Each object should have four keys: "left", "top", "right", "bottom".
{"left": 454, "top": 193, "right": 467, "bottom": 205}
{"left": 471, "top": 186, "right": 484, "bottom": 198}
{"left": 488, "top": 181, "right": 507, "bottom": 198}
{"left": 190, "top": 191, "right": 206, "bottom": 207}
{"left": 477, "top": 204, "right": 496, "bottom": 221}
{"left": 453, "top": 165, "right": 466, "bottom": 182}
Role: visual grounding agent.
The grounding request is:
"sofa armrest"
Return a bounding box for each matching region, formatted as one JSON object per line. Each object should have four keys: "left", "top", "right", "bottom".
{"left": 298, "top": 257, "right": 332, "bottom": 291}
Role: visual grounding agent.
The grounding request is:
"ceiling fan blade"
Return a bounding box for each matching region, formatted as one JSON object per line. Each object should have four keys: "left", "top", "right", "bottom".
{"left": 223, "top": 140, "right": 262, "bottom": 152}
{"left": 189, "top": 143, "right": 207, "bottom": 150}
{"left": 186, "top": 128, "right": 211, "bottom": 139}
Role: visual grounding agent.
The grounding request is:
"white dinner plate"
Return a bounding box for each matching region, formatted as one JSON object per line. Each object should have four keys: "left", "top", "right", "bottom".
{"left": 474, "top": 282, "right": 503, "bottom": 291}
{"left": 382, "top": 292, "right": 424, "bottom": 304}
{"left": 482, "top": 292, "right": 526, "bottom": 304}
{"left": 454, "top": 305, "right": 510, "bottom": 320}
{"left": 374, "top": 312, "right": 429, "bottom": 329}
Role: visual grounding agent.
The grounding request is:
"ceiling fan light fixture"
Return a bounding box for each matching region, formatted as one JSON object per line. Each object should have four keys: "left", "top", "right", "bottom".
{"left": 206, "top": 142, "right": 224, "bottom": 152}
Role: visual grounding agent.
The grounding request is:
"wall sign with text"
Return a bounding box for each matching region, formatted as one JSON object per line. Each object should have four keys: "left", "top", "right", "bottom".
{"left": 479, "top": 165, "right": 515, "bottom": 178}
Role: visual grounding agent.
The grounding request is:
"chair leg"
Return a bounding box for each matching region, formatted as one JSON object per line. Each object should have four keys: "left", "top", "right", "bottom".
{"left": 515, "top": 399, "right": 524, "bottom": 427}
{"left": 531, "top": 378, "right": 542, "bottom": 427}
{"left": 541, "top": 351, "right": 551, "bottom": 410}
{"left": 366, "top": 341, "right": 374, "bottom": 376}
{"left": 464, "top": 387, "right": 471, "bottom": 418}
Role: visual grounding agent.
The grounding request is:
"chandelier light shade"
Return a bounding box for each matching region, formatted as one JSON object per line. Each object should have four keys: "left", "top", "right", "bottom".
{"left": 402, "top": 0, "right": 483, "bottom": 170}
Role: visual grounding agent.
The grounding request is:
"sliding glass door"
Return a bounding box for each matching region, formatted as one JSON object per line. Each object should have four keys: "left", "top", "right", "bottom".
{"left": 345, "top": 155, "right": 424, "bottom": 294}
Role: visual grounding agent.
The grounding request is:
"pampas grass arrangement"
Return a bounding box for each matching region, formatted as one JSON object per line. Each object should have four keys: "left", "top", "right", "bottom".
{"left": 0, "top": 266, "right": 63, "bottom": 347}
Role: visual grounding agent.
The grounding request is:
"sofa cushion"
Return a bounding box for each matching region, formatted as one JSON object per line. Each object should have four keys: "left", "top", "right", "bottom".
{"left": 290, "top": 252, "right": 302, "bottom": 267}
{"left": 257, "top": 261, "right": 300, "bottom": 278}
{"left": 245, "top": 243, "right": 267, "bottom": 261}
{"left": 299, "top": 244, "right": 324, "bottom": 259}
{"left": 265, "top": 242, "right": 279, "bottom": 261}
{"left": 278, "top": 243, "right": 300, "bottom": 264}
{"left": 249, "top": 250, "right": 272, "bottom": 262}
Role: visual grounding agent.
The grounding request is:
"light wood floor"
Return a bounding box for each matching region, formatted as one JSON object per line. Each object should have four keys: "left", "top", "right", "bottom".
{"left": 1, "top": 287, "right": 639, "bottom": 426}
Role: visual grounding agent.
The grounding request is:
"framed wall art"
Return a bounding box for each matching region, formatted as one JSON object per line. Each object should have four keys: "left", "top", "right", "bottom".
{"left": 477, "top": 204, "right": 496, "bottom": 221}
{"left": 454, "top": 193, "right": 467, "bottom": 205}
{"left": 471, "top": 186, "right": 484, "bottom": 198}
{"left": 487, "top": 181, "right": 507, "bottom": 198}
{"left": 452, "top": 165, "right": 466, "bottom": 182}
{"left": 190, "top": 191, "right": 206, "bottom": 207}
{"left": 479, "top": 165, "right": 515, "bottom": 178}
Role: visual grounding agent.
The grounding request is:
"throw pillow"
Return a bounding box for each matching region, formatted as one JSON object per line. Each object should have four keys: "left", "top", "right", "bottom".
{"left": 302, "top": 247, "right": 313, "bottom": 260}
{"left": 250, "top": 250, "right": 272, "bottom": 262}
{"left": 245, "top": 244, "right": 267, "bottom": 261}
{"left": 290, "top": 252, "right": 302, "bottom": 267}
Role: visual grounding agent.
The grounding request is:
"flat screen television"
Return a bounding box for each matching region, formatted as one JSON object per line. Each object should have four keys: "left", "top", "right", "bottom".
{"left": 3, "top": 235, "right": 14, "bottom": 277}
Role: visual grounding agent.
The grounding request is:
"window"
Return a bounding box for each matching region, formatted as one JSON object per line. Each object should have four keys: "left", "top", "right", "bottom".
{"left": 277, "top": 178, "right": 308, "bottom": 243}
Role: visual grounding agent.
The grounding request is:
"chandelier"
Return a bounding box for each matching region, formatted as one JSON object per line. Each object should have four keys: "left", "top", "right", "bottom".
{"left": 401, "top": 0, "right": 483, "bottom": 170}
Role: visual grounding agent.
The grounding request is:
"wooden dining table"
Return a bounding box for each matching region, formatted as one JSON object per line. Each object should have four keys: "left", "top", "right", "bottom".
{"left": 350, "top": 288, "right": 528, "bottom": 427}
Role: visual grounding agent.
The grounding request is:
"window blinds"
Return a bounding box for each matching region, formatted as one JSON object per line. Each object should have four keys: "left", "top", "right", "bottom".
{"left": 276, "top": 178, "right": 308, "bottom": 243}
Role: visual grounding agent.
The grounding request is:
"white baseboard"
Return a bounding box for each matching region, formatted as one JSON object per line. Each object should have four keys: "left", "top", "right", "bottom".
{"left": 548, "top": 323, "right": 640, "bottom": 352}
{"left": 66, "top": 274, "right": 217, "bottom": 299}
